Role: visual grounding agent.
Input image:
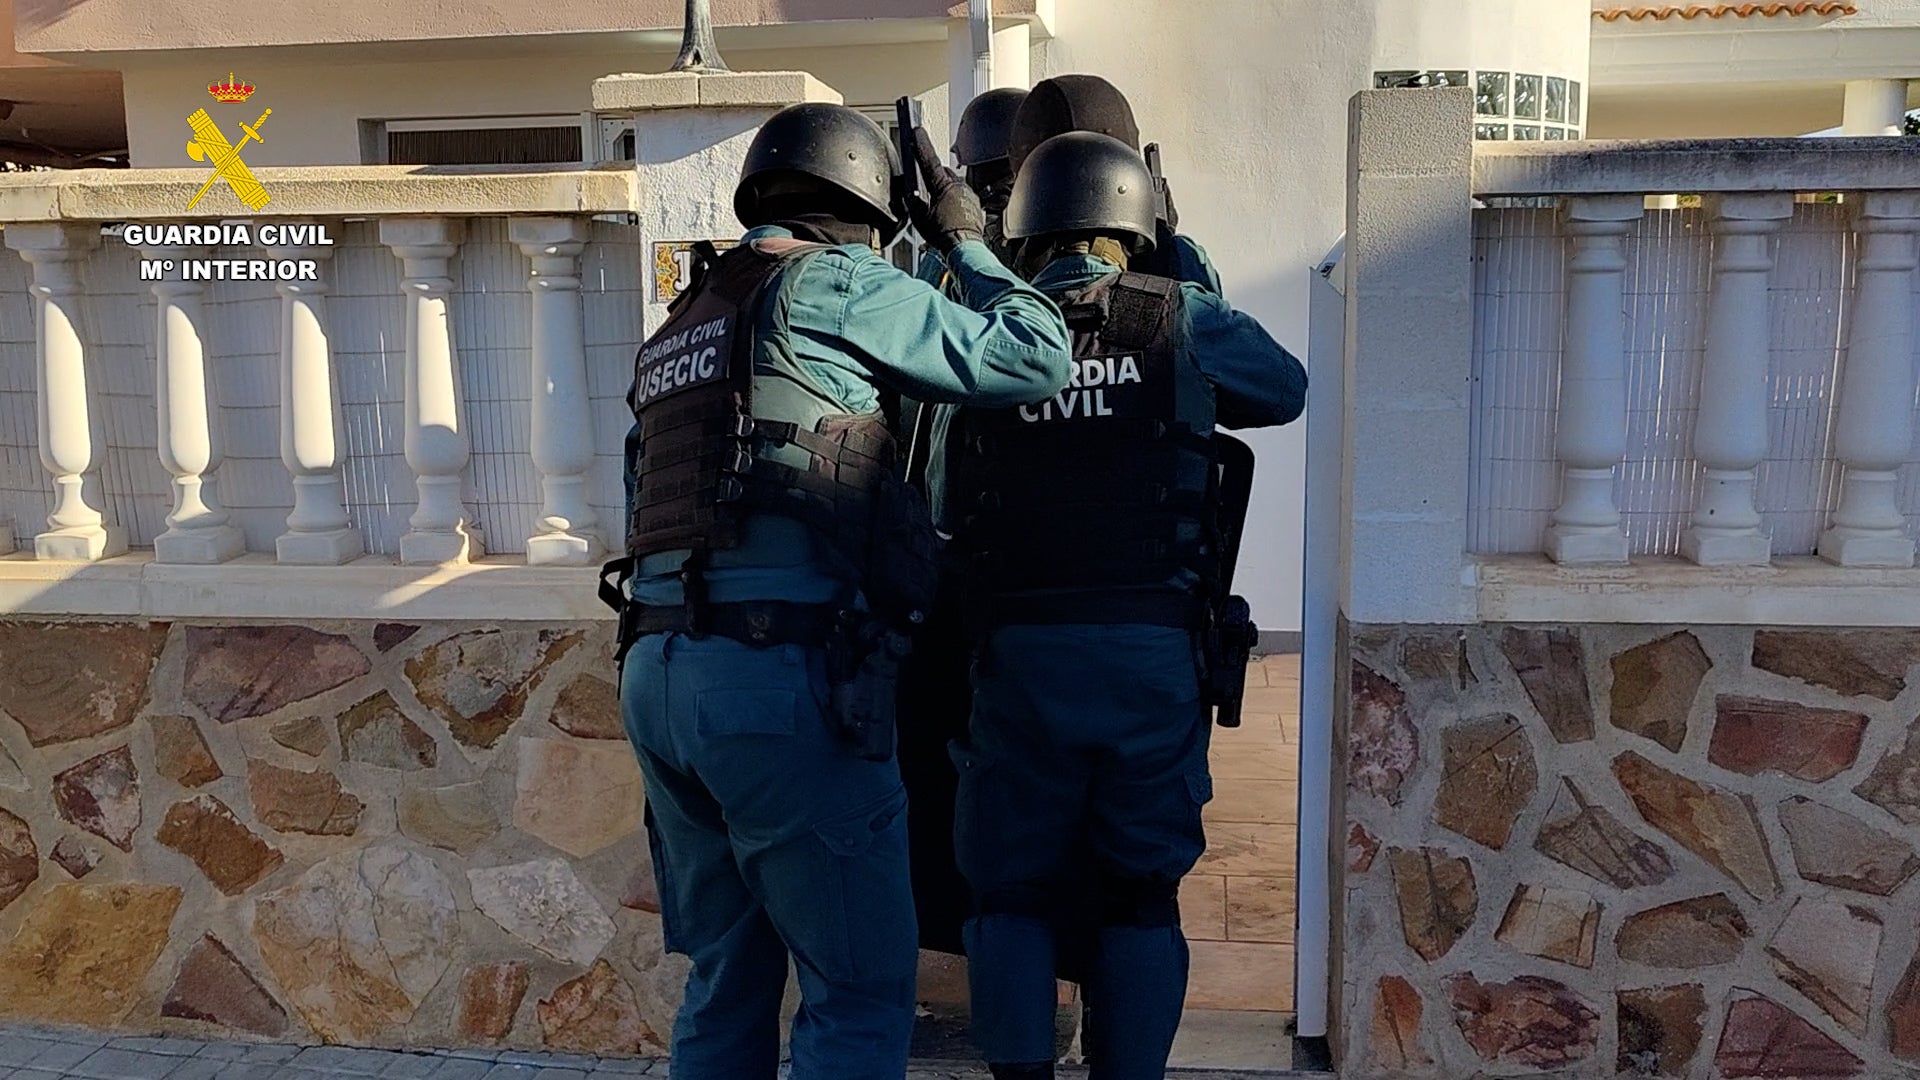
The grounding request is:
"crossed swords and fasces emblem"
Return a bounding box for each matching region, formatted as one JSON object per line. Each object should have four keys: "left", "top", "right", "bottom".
{"left": 186, "top": 107, "right": 272, "bottom": 211}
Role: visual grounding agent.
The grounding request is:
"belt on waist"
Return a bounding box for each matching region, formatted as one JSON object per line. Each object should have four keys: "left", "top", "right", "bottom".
{"left": 633, "top": 599, "right": 846, "bottom": 648}
{"left": 971, "top": 589, "right": 1203, "bottom": 631}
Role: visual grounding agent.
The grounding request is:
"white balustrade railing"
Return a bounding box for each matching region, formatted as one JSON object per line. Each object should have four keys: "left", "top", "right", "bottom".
{"left": 1466, "top": 140, "right": 1920, "bottom": 573}
{"left": 0, "top": 165, "right": 638, "bottom": 582}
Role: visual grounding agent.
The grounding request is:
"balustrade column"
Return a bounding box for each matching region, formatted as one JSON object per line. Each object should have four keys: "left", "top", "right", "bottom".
{"left": 510, "top": 217, "right": 603, "bottom": 565}
{"left": 1545, "top": 195, "right": 1641, "bottom": 564}
{"left": 268, "top": 225, "right": 363, "bottom": 564}
{"left": 381, "top": 218, "right": 482, "bottom": 565}
{"left": 1681, "top": 193, "right": 1793, "bottom": 566}
{"left": 1820, "top": 192, "right": 1920, "bottom": 568}
{"left": 4, "top": 223, "right": 126, "bottom": 561}
{"left": 142, "top": 244, "right": 245, "bottom": 564}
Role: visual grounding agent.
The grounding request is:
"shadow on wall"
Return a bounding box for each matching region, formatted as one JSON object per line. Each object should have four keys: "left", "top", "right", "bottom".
{"left": 11, "top": 0, "right": 92, "bottom": 36}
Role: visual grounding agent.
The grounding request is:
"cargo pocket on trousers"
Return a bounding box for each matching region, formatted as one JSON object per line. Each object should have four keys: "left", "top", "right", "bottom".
{"left": 1186, "top": 769, "right": 1214, "bottom": 838}
{"left": 643, "top": 804, "right": 685, "bottom": 954}
{"left": 807, "top": 789, "right": 916, "bottom": 984}
{"left": 947, "top": 742, "right": 994, "bottom": 885}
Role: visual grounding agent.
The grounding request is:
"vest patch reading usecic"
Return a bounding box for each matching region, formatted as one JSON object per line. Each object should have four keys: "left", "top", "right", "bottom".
{"left": 1018, "top": 353, "right": 1154, "bottom": 423}
{"left": 631, "top": 313, "right": 734, "bottom": 407}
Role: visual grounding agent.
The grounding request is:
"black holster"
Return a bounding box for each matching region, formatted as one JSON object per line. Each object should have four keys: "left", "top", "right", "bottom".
{"left": 827, "top": 612, "right": 908, "bottom": 763}
{"left": 599, "top": 557, "right": 643, "bottom": 669}
{"left": 1201, "top": 594, "right": 1257, "bottom": 728}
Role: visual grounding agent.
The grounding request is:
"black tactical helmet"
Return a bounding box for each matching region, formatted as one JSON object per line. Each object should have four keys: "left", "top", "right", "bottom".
{"left": 1008, "top": 74, "right": 1140, "bottom": 174}
{"left": 1003, "top": 131, "right": 1157, "bottom": 253}
{"left": 735, "top": 102, "right": 903, "bottom": 233}
{"left": 953, "top": 87, "right": 1029, "bottom": 168}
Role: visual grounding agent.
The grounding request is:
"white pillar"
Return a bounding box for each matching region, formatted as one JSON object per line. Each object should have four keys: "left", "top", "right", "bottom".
{"left": 1842, "top": 79, "right": 1911, "bottom": 136}
{"left": 141, "top": 245, "right": 245, "bottom": 564}
{"left": 1681, "top": 193, "right": 1792, "bottom": 566}
{"left": 381, "top": 217, "right": 483, "bottom": 566}
{"left": 269, "top": 224, "right": 363, "bottom": 564}
{"left": 511, "top": 216, "right": 603, "bottom": 566}
{"left": 1545, "top": 195, "right": 1640, "bottom": 564}
{"left": 4, "top": 223, "right": 125, "bottom": 561}
{"left": 1819, "top": 192, "right": 1920, "bottom": 568}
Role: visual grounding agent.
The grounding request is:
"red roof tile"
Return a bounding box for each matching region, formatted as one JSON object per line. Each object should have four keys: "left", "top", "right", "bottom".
{"left": 1594, "top": 2, "right": 1856, "bottom": 20}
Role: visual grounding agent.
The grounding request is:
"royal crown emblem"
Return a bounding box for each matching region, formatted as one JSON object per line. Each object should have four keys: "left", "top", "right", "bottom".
{"left": 208, "top": 73, "right": 255, "bottom": 103}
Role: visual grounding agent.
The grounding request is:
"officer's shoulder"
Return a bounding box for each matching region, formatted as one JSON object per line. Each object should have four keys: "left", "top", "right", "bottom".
{"left": 1172, "top": 278, "right": 1235, "bottom": 325}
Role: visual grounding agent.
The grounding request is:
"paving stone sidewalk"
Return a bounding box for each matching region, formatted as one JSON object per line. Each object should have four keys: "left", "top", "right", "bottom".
{"left": 0, "top": 1025, "right": 1303, "bottom": 1079}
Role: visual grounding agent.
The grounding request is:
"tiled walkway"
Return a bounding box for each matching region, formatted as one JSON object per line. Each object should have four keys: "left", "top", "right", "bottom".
{"left": 0, "top": 1026, "right": 1306, "bottom": 1079}
{"left": 1185, "top": 653, "right": 1300, "bottom": 1014}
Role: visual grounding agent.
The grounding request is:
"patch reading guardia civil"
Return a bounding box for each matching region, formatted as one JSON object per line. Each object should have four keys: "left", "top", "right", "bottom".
{"left": 633, "top": 312, "right": 734, "bottom": 407}
{"left": 1018, "top": 353, "right": 1157, "bottom": 423}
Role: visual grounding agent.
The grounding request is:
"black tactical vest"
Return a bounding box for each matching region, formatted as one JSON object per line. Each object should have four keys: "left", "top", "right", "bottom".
{"left": 625, "top": 238, "right": 937, "bottom": 627}
{"left": 951, "top": 271, "right": 1220, "bottom": 628}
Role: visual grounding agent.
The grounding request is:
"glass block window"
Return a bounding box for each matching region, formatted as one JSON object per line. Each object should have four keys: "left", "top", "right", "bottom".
{"left": 1476, "top": 71, "right": 1510, "bottom": 117}
{"left": 1514, "top": 75, "right": 1543, "bottom": 120}
{"left": 1373, "top": 69, "right": 1583, "bottom": 141}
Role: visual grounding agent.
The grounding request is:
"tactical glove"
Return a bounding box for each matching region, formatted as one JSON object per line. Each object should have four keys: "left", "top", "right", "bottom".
{"left": 906, "top": 128, "right": 986, "bottom": 253}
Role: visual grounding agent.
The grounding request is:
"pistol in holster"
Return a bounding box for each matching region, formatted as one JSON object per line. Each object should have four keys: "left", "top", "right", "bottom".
{"left": 826, "top": 611, "right": 910, "bottom": 763}
{"left": 1201, "top": 595, "right": 1258, "bottom": 729}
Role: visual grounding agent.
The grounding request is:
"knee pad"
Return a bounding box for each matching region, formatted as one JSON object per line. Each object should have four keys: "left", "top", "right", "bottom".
{"left": 1097, "top": 877, "right": 1180, "bottom": 929}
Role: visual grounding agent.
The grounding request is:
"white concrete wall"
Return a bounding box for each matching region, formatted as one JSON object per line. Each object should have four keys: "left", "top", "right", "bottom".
{"left": 1372, "top": 0, "right": 1590, "bottom": 85}
{"left": 117, "top": 41, "right": 951, "bottom": 167}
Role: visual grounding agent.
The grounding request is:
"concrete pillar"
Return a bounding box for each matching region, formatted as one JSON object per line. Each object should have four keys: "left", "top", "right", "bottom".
{"left": 1820, "top": 192, "right": 1920, "bottom": 567}
{"left": 1339, "top": 88, "right": 1479, "bottom": 625}
{"left": 142, "top": 243, "right": 245, "bottom": 564}
{"left": 1682, "top": 193, "right": 1792, "bottom": 567}
{"left": 511, "top": 215, "right": 603, "bottom": 566}
{"left": 382, "top": 216, "right": 483, "bottom": 566}
{"left": 1842, "top": 79, "right": 1911, "bottom": 136}
{"left": 591, "top": 69, "right": 843, "bottom": 339}
{"left": 1545, "top": 195, "right": 1641, "bottom": 565}
{"left": 4, "top": 222, "right": 126, "bottom": 561}
{"left": 268, "top": 223, "right": 362, "bottom": 564}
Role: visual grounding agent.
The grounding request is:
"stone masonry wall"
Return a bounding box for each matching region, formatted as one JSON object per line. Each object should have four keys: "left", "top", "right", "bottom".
{"left": 0, "top": 617, "right": 689, "bottom": 1055}
{"left": 1339, "top": 622, "right": 1920, "bottom": 1079}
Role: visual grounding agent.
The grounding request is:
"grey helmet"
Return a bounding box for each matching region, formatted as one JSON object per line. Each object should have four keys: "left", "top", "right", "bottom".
{"left": 1003, "top": 131, "right": 1157, "bottom": 254}
{"left": 953, "top": 88, "right": 1029, "bottom": 169}
{"left": 734, "top": 102, "right": 904, "bottom": 234}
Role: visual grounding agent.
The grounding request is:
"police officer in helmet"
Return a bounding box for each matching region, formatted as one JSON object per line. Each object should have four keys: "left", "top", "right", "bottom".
{"left": 608, "top": 101, "right": 1072, "bottom": 1080}
{"left": 895, "top": 83, "right": 1034, "bottom": 968}
{"left": 936, "top": 131, "right": 1306, "bottom": 1079}
{"left": 918, "top": 86, "right": 1028, "bottom": 286}
{"left": 1010, "top": 73, "right": 1223, "bottom": 294}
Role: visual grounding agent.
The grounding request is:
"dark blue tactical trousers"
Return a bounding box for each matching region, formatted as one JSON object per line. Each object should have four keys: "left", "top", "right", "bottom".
{"left": 953, "top": 624, "right": 1213, "bottom": 1077}
{"left": 620, "top": 632, "right": 919, "bottom": 1079}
